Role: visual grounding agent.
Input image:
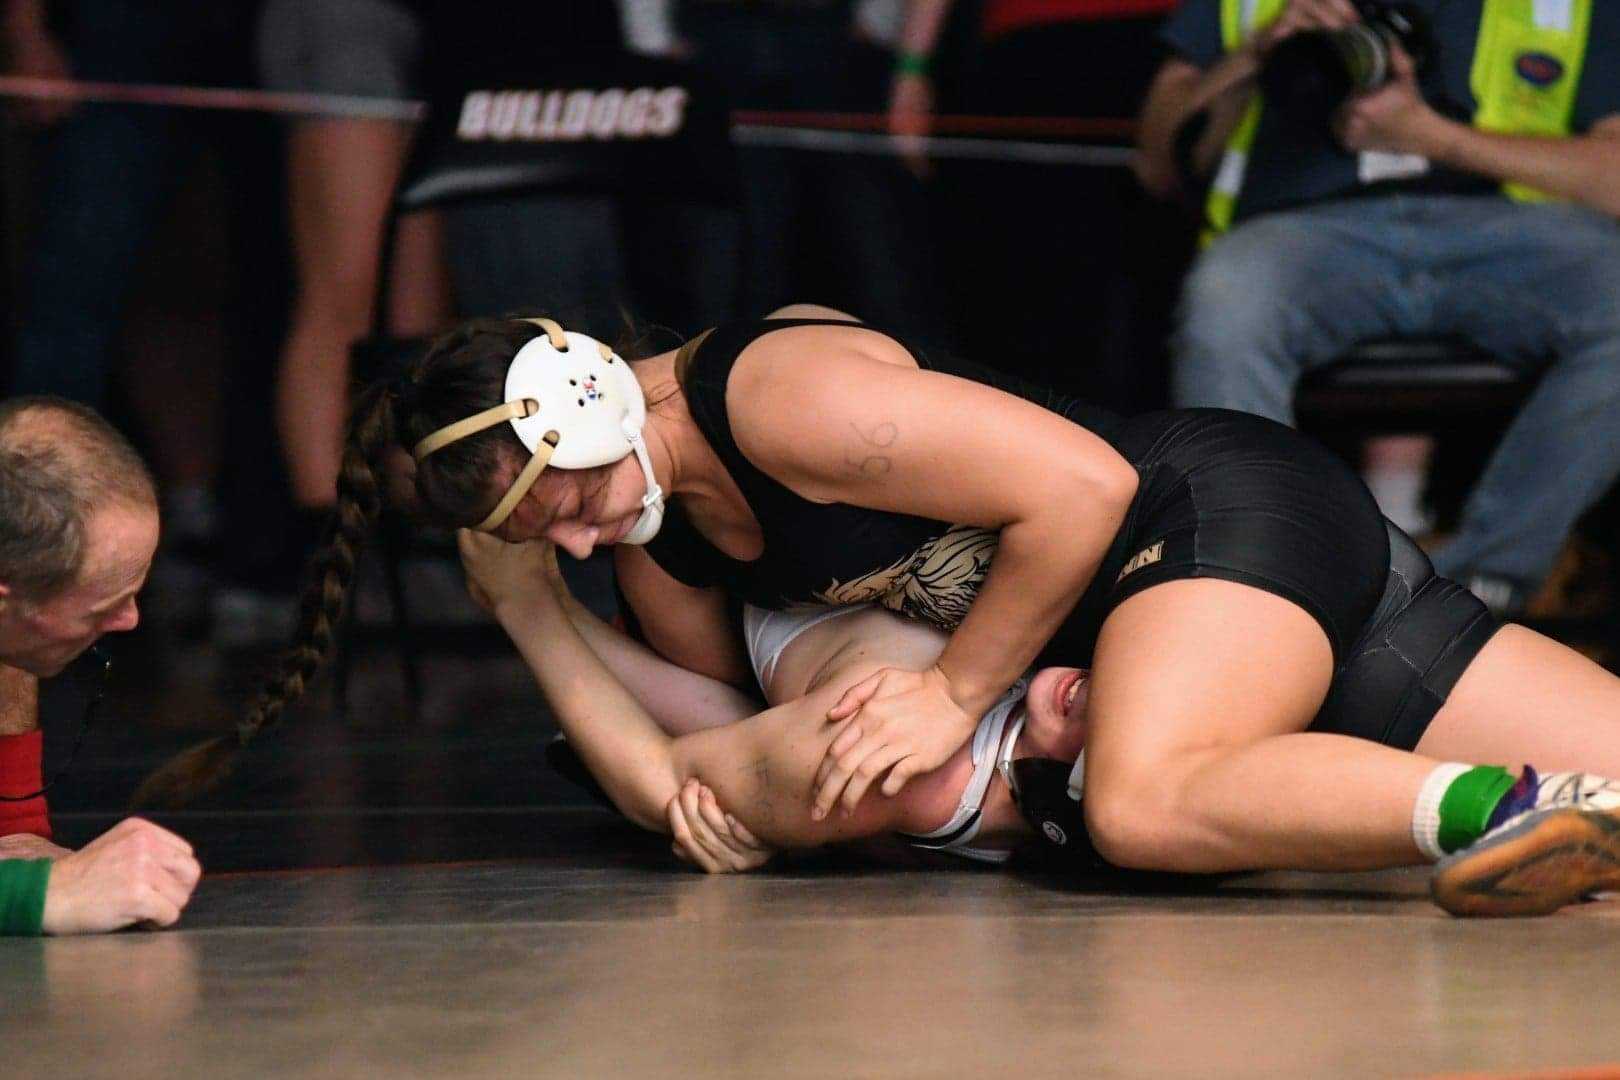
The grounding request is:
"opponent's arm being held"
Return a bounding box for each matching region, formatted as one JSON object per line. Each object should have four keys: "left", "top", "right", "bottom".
{"left": 461, "top": 533, "right": 903, "bottom": 850}
{"left": 464, "top": 532, "right": 684, "bottom": 829}
{"left": 615, "top": 545, "right": 752, "bottom": 688}
{"left": 552, "top": 556, "right": 759, "bottom": 736}
{"left": 728, "top": 325, "right": 1135, "bottom": 814}
{"left": 535, "top": 553, "right": 770, "bottom": 866}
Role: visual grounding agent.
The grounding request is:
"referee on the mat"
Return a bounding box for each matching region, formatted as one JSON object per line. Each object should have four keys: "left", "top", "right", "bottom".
{"left": 0, "top": 397, "right": 201, "bottom": 936}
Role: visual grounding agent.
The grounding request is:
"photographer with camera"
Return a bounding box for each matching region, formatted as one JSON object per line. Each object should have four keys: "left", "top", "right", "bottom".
{"left": 1135, "top": 0, "right": 1620, "bottom": 618}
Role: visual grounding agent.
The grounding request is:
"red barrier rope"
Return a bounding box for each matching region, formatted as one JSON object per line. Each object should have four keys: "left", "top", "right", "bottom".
{"left": 0, "top": 76, "right": 1137, "bottom": 140}
{"left": 0, "top": 75, "right": 427, "bottom": 122}
{"left": 732, "top": 109, "right": 1136, "bottom": 139}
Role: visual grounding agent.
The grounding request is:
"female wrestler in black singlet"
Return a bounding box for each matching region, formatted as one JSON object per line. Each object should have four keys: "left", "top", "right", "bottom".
{"left": 146, "top": 306, "right": 1620, "bottom": 912}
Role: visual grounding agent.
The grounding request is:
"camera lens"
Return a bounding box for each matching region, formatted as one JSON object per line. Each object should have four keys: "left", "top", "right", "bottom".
{"left": 1330, "top": 23, "right": 1394, "bottom": 91}
{"left": 1257, "top": 3, "right": 1430, "bottom": 129}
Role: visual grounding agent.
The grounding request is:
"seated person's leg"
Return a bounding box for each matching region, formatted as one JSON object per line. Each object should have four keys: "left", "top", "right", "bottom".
{"left": 1170, "top": 203, "right": 1409, "bottom": 423}
{"left": 1425, "top": 200, "right": 1620, "bottom": 607}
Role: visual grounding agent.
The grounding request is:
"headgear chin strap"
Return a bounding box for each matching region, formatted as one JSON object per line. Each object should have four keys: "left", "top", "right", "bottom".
{"left": 412, "top": 318, "right": 665, "bottom": 540}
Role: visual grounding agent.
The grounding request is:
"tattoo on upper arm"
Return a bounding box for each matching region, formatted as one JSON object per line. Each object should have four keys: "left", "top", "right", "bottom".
{"left": 844, "top": 421, "right": 898, "bottom": 479}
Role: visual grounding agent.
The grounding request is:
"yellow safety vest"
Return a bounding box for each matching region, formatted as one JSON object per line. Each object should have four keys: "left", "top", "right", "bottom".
{"left": 1204, "top": 0, "right": 1287, "bottom": 240}
{"left": 1471, "top": 0, "right": 1591, "bottom": 202}
{"left": 1204, "top": 0, "right": 1592, "bottom": 237}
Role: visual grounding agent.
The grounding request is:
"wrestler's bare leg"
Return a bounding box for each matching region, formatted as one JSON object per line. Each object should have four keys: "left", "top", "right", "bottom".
{"left": 1081, "top": 579, "right": 1438, "bottom": 873}
{"left": 1416, "top": 623, "right": 1620, "bottom": 777}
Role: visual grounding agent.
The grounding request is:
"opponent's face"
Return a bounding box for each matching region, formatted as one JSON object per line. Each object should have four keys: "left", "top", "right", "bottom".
{"left": 0, "top": 504, "right": 158, "bottom": 677}
{"left": 1020, "top": 665, "right": 1091, "bottom": 762}
{"left": 494, "top": 454, "right": 647, "bottom": 559}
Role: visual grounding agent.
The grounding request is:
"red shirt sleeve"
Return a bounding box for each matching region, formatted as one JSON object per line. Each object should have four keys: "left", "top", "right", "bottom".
{"left": 0, "top": 730, "right": 51, "bottom": 839}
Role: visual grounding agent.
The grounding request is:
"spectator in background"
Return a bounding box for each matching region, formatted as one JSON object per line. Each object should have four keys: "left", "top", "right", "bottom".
{"left": 677, "top": 0, "right": 944, "bottom": 340}
{"left": 888, "top": 0, "right": 1179, "bottom": 410}
{"left": 2, "top": 0, "right": 273, "bottom": 568}
{"left": 258, "top": 1, "right": 683, "bottom": 540}
{"left": 1137, "top": 0, "right": 1620, "bottom": 618}
{"left": 417, "top": 1, "right": 644, "bottom": 323}
{"left": 256, "top": 0, "right": 451, "bottom": 545}
{"left": 253, "top": 2, "right": 695, "bottom": 626}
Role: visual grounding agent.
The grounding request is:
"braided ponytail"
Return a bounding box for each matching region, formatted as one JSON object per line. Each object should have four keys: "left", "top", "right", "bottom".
{"left": 132, "top": 382, "right": 398, "bottom": 808}
{"left": 132, "top": 313, "right": 632, "bottom": 808}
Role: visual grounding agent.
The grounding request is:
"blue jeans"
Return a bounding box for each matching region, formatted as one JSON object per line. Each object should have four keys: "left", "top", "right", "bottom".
{"left": 1172, "top": 194, "right": 1620, "bottom": 590}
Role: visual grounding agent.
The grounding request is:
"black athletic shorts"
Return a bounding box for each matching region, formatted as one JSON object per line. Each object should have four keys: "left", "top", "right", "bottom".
{"left": 1312, "top": 522, "right": 1501, "bottom": 751}
{"left": 1068, "top": 410, "right": 1500, "bottom": 750}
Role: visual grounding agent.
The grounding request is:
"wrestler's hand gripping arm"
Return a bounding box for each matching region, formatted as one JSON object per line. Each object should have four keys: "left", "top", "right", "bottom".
{"left": 460, "top": 531, "right": 682, "bottom": 829}
{"left": 726, "top": 325, "right": 1137, "bottom": 816}
{"left": 537, "top": 552, "right": 772, "bottom": 870}
{"left": 460, "top": 532, "right": 906, "bottom": 859}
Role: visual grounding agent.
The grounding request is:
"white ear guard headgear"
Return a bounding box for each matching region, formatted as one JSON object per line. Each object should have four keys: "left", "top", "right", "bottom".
{"left": 411, "top": 317, "right": 665, "bottom": 542}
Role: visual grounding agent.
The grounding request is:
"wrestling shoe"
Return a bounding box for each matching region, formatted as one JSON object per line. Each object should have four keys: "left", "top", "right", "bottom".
{"left": 1431, "top": 768, "right": 1620, "bottom": 917}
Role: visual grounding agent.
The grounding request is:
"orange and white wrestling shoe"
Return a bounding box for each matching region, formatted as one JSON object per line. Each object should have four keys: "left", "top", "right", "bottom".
{"left": 1432, "top": 768, "right": 1620, "bottom": 917}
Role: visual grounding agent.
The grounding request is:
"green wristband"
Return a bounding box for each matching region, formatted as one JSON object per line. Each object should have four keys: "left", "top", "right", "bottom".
{"left": 0, "top": 858, "right": 51, "bottom": 936}
{"left": 894, "top": 51, "right": 932, "bottom": 77}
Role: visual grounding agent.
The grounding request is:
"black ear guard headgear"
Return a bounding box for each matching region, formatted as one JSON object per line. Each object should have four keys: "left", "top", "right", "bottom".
{"left": 1007, "top": 757, "right": 1103, "bottom": 867}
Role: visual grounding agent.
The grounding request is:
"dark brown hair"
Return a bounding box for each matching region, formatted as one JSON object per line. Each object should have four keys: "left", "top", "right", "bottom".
{"left": 133, "top": 318, "right": 558, "bottom": 807}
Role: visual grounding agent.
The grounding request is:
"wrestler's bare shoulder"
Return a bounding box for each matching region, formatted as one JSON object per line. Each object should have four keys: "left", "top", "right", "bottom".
{"left": 733, "top": 322, "right": 919, "bottom": 391}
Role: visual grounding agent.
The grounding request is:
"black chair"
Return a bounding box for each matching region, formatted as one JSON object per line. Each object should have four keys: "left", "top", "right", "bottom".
{"left": 1297, "top": 337, "right": 1537, "bottom": 538}
{"left": 1296, "top": 337, "right": 1534, "bottom": 434}
{"left": 337, "top": 54, "right": 740, "bottom": 718}
{"left": 1297, "top": 335, "right": 1534, "bottom": 541}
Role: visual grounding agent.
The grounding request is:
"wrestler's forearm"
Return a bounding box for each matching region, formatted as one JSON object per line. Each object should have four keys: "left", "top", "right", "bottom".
{"left": 544, "top": 581, "right": 902, "bottom": 850}
{"left": 672, "top": 680, "right": 909, "bottom": 851}
{"left": 939, "top": 489, "right": 1131, "bottom": 716}
{"left": 550, "top": 584, "right": 761, "bottom": 734}
{"left": 494, "top": 591, "right": 682, "bottom": 830}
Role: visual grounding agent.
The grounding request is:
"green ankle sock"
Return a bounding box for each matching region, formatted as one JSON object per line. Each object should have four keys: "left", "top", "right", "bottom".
{"left": 1437, "top": 765, "right": 1517, "bottom": 855}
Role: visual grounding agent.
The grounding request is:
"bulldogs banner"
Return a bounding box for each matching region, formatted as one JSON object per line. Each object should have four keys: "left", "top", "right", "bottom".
{"left": 398, "top": 55, "right": 737, "bottom": 210}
